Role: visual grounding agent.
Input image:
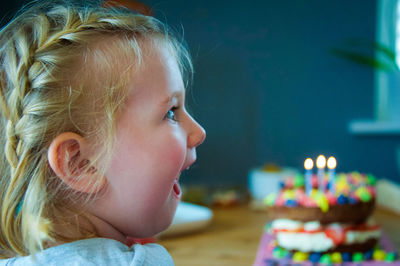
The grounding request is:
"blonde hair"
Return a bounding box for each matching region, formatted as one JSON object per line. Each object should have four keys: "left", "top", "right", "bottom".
{"left": 0, "top": 0, "right": 192, "bottom": 258}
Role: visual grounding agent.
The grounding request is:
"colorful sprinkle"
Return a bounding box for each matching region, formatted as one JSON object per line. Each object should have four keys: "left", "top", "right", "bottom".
{"left": 325, "top": 192, "right": 337, "bottom": 205}
{"left": 373, "top": 249, "right": 386, "bottom": 261}
{"left": 364, "top": 249, "right": 373, "bottom": 260}
{"left": 292, "top": 251, "right": 308, "bottom": 262}
{"left": 264, "top": 193, "right": 276, "bottom": 206}
{"left": 284, "top": 251, "right": 292, "bottom": 258}
{"left": 348, "top": 196, "right": 358, "bottom": 204}
{"left": 283, "top": 190, "right": 296, "bottom": 200}
{"left": 268, "top": 171, "right": 377, "bottom": 212}
{"left": 275, "top": 193, "right": 285, "bottom": 206}
{"left": 367, "top": 174, "right": 377, "bottom": 185}
{"left": 385, "top": 252, "right": 397, "bottom": 262}
{"left": 341, "top": 252, "right": 351, "bottom": 262}
{"left": 351, "top": 172, "right": 362, "bottom": 184}
{"left": 367, "top": 186, "right": 376, "bottom": 197}
{"left": 311, "top": 189, "right": 318, "bottom": 197}
{"left": 337, "top": 173, "right": 347, "bottom": 179}
{"left": 319, "top": 253, "right": 332, "bottom": 264}
{"left": 294, "top": 175, "right": 305, "bottom": 188}
{"left": 352, "top": 252, "right": 363, "bottom": 262}
{"left": 285, "top": 199, "right": 297, "bottom": 207}
{"left": 314, "top": 192, "right": 329, "bottom": 212}
{"left": 360, "top": 193, "right": 371, "bottom": 202}
{"left": 336, "top": 180, "right": 350, "bottom": 192}
{"left": 272, "top": 247, "right": 287, "bottom": 258}
{"left": 272, "top": 248, "right": 282, "bottom": 258}
{"left": 330, "top": 252, "right": 342, "bottom": 263}
{"left": 309, "top": 252, "right": 321, "bottom": 263}
{"left": 337, "top": 194, "right": 348, "bottom": 205}
{"left": 302, "top": 196, "right": 318, "bottom": 207}
{"left": 294, "top": 188, "right": 304, "bottom": 197}
{"left": 355, "top": 187, "right": 372, "bottom": 202}
{"left": 285, "top": 178, "right": 294, "bottom": 188}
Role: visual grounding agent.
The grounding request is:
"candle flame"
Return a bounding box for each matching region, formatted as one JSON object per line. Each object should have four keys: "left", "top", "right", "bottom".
{"left": 304, "top": 158, "right": 313, "bottom": 170}
{"left": 316, "top": 155, "right": 326, "bottom": 168}
{"left": 327, "top": 156, "right": 337, "bottom": 169}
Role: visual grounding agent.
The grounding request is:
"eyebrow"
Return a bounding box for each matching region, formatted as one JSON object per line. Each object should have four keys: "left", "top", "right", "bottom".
{"left": 160, "top": 91, "right": 183, "bottom": 106}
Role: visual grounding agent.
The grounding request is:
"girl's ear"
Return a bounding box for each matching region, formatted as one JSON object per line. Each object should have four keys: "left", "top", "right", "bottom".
{"left": 48, "top": 132, "right": 104, "bottom": 193}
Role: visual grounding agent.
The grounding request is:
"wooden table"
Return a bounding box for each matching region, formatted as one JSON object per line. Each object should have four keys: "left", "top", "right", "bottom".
{"left": 159, "top": 205, "right": 400, "bottom": 266}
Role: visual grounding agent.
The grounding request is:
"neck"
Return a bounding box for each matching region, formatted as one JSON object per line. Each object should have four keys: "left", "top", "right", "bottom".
{"left": 84, "top": 212, "right": 128, "bottom": 244}
{"left": 50, "top": 210, "right": 128, "bottom": 248}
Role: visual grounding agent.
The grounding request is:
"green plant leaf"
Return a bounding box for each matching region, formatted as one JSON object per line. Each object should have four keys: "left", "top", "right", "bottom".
{"left": 343, "top": 38, "right": 396, "bottom": 62}
{"left": 330, "top": 48, "right": 396, "bottom": 71}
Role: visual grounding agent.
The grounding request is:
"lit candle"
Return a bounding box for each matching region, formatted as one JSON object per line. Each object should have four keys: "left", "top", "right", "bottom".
{"left": 316, "top": 155, "right": 326, "bottom": 192}
{"left": 304, "top": 158, "right": 313, "bottom": 195}
{"left": 327, "top": 156, "right": 337, "bottom": 194}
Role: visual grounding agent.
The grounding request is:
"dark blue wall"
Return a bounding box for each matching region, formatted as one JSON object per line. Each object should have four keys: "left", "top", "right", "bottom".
{"left": 142, "top": 0, "right": 399, "bottom": 186}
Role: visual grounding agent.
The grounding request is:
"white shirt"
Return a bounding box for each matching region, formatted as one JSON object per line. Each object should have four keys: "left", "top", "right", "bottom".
{"left": 0, "top": 238, "right": 174, "bottom": 266}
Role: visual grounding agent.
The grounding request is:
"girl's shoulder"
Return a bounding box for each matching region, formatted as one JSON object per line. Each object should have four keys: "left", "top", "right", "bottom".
{"left": 0, "top": 238, "right": 174, "bottom": 266}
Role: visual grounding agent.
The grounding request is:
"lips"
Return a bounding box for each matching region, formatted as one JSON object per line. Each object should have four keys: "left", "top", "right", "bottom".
{"left": 173, "top": 158, "right": 196, "bottom": 199}
{"left": 173, "top": 179, "right": 182, "bottom": 199}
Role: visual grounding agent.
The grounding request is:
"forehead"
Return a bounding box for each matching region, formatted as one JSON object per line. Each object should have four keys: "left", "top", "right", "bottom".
{"left": 80, "top": 35, "right": 184, "bottom": 99}
{"left": 126, "top": 39, "right": 185, "bottom": 101}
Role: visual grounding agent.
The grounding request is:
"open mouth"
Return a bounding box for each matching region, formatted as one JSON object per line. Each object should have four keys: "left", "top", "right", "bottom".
{"left": 173, "top": 179, "right": 182, "bottom": 199}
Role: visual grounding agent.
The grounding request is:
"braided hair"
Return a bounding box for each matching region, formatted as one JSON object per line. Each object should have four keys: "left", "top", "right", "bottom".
{"left": 0, "top": 0, "right": 192, "bottom": 258}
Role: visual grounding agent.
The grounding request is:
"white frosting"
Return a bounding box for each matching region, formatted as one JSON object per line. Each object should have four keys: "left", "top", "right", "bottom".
{"left": 270, "top": 218, "right": 381, "bottom": 252}
{"left": 270, "top": 219, "right": 302, "bottom": 230}
{"left": 328, "top": 223, "right": 343, "bottom": 230}
{"left": 276, "top": 232, "right": 334, "bottom": 252}
{"left": 346, "top": 229, "right": 381, "bottom": 244}
{"left": 303, "top": 221, "right": 321, "bottom": 231}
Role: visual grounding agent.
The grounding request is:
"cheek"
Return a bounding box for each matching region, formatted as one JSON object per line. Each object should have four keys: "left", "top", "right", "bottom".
{"left": 153, "top": 131, "right": 186, "bottom": 173}
{"left": 106, "top": 130, "right": 186, "bottom": 189}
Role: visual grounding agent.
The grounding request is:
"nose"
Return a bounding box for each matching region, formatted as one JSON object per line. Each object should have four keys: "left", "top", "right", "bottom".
{"left": 187, "top": 115, "right": 206, "bottom": 148}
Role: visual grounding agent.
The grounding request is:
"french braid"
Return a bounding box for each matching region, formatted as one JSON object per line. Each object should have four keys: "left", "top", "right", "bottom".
{"left": 0, "top": 0, "right": 192, "bottom": 258}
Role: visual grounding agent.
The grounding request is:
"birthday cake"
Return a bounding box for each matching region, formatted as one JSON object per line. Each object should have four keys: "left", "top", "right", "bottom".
{"left": 262, "top": 156, "right": 395, "bottom": 263}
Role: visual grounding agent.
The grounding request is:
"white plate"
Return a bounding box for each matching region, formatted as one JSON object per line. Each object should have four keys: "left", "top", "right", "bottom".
{"left": 158, "top": 201, "right": 213, "bottom": 238}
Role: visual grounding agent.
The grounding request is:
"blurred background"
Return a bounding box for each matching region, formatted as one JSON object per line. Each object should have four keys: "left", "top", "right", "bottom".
{"left": 1, "top": 0, "right": 399, "bottom": 189}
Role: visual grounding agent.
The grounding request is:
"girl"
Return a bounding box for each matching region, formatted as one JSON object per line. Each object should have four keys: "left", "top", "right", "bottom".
{"left": 0, "top": 0, "right": 205, "bottom": 264}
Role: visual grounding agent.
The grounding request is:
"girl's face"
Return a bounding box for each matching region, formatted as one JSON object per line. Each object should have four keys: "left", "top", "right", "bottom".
{"left": 90, "top": 42, "right": 205, "bottom": 239}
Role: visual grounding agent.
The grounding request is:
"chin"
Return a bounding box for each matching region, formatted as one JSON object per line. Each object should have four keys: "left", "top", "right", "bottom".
{"left": 131, "top": 195, "right": 179, "bottom": 238}
{"left": 136, "top": 222, "right": 172, "bottom": 239}
{"left": 137, "top": 213, "right": 177, "bottom": 238}
{"left": 155, "top": 205, "right": 179, "bottom": 235}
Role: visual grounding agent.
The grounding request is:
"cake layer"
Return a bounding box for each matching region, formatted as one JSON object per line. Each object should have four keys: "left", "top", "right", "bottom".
{"left": 277, "top": 238, "right": 378, "bottom": 254}
{"left": 268, "top": 218, "right": 381, "bottom": 253}
{"left": 275, "top": 231, "right": 379, "bottom": 253}
{"left": 329, "top": 238, "right": 378, "bottom": 253}
{"left": 267, "top": 199, "right": 375, "bottom": 224}
{"left": 264, "top": 172, "right": 377, "bottom": 214}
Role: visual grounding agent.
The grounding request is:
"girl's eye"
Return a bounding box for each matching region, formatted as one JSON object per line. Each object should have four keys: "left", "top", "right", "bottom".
{"left": 165, "top": 107, "right": 178, "bottom": 122}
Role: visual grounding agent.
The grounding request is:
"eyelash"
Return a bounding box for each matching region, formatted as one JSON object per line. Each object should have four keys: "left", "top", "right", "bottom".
{"left": 165, "top": 106, "right": 179, "bottom": 122}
